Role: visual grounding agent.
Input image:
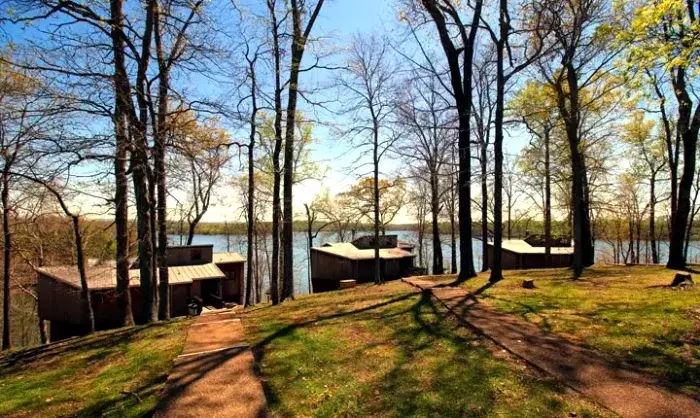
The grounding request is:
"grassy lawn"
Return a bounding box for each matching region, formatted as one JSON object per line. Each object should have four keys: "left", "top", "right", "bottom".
{"left": 242, "top": 281, "right": 612, "bottom": 417}
{"left": 443, "top": 265, "right": 700, "bottom": 394}
{"left": 0, "top": 319, "right": 189, "bottom": 417}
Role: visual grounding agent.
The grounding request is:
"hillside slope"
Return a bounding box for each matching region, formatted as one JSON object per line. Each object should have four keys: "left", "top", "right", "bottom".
{"left": 0, "top": 320, "right": 189, "bottom": 417}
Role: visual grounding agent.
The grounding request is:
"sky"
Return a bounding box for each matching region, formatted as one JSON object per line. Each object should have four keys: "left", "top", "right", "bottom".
{"left": 203, "top": 0, "right": 532, "bottom": 224}
{"left": 206, "top": 0, "right": 411, "bottom": 223}
{"left": 2, "top": 0, "right": 533, "bottom": 225}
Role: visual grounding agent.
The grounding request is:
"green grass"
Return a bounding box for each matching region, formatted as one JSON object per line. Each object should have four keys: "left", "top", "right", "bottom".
{"left": 242, "top": 282, "right": 612, "bottom": 417}
{"left": 0, "top": 319, "right": 189, "bottom": 417}
{"left": 440, "top": 265, "right": 700, "bottom": 394}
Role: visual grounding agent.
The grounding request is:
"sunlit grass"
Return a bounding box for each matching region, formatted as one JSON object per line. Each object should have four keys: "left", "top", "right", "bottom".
{"left": 433, "top": 265, "right": 700, "bottom": 394}
{"left": 0, "top": 319, "right": 189, "bottom": 417}
{"left": 242, "top": 282, "right": 612, "bottom": 417}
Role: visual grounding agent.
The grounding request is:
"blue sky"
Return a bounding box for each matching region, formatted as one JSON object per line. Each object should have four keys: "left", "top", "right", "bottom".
{"left": 246, "top": 0, "right": 533, "bottom": 224}
{"left": 213, "top": 0, "right": 412, "bottom": 222}
{"left": 2, "top": 0, "right": 532, "bottom": 223}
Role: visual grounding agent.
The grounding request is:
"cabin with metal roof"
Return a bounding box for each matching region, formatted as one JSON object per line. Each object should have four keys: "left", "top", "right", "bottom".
{"left": 310, "top": 235, "right": 416, "bottom": 291}
{"left": 36, "top": 244, "right": 244, "bottom": 340}
{"left": 486, "top": 235, "right": 573, "bottom": 269}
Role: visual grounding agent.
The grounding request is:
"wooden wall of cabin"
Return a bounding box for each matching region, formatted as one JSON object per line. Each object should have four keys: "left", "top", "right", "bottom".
{"left": 311, "top": 250, "right": 354, "bottom": 280}
{"left": 355, "top": 259, "right": 375, "bottom": 282}
{"left": 38, "top": 274, "right": 84, "bottom": 324}
{"left": 170, "top": 284, "right": 191, "bottom": 317}
{"left": 218, "top": 262, "right": 244, "bottom": 304}
{"left": 399, "top": 257, "right": 415, "bottom": 276}
{"left": 487, "top": 247, "right": 573, "bottom": 269}
{"left": 355, "top": 259, "right": 408, "bottom": 282}
{"left": 486, "top": 247, "right": 521, "bottom": 269}
{"left": 382, "top": 259, "right": 401, "bottom": 280}
{"left": 167, "top": 245, "right": 214, "bottom": 265}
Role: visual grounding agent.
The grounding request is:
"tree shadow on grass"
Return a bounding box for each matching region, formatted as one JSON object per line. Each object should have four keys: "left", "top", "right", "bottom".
{"left": 249, "top": 291, "right": 417, "bottom": 410}
{"left": 0, "top": 322, "right": 190, "bottom": 417}
{"left": 250, "top": 287, "right": 575, "bottom": 416}
{"left": 73, "top": 373, "right": 168, "bottom": 417}
{"left": 0, "top": 325, "right": 153, "bottom": 371}
{"left": 373, "top": 291, "right": 571, "bottom": 416}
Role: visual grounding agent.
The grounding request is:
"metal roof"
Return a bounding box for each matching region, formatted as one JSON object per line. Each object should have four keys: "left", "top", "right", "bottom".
{"left": 37, "top": 262, "right": 227, "bottom": 290}
{"left": 487, "top": 240, "right": 574, "bottom": 255}
{"left": 314, "top": 242, "right": 416, "bottom": 260}
{"left": 212, "top": 252, "right": 245, "bottom": 264}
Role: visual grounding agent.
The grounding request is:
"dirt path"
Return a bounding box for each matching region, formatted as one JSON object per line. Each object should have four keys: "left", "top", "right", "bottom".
{"left": 154, "top": 311, "right": 267, "bottom": 418}
{"left": 403, "top": 277, "right": 700, "bottom": 418}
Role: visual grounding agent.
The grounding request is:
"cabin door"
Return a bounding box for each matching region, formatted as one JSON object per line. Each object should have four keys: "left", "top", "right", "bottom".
{"left": 201, "top": 279, "right": 222, "bottom": 307}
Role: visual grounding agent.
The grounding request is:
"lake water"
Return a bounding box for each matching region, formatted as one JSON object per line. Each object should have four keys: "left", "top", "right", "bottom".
{"left": 170, "top": 231, "right": 700, "bottom": 297}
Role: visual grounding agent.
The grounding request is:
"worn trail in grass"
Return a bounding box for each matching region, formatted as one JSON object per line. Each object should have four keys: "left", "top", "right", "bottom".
{"left": 242, "top": 282, "right": 612, "bottom": 417}
{"left": 0, "top": 320, "right": 189, "bottom": 417}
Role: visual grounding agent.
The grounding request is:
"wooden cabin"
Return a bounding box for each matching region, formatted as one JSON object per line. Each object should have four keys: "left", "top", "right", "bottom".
{"left": 36, "top": 245, "right": 244, "bottom": 341}
{"left": 310, "top": 235, "right": 416, "bottom": 291}
{"left": 486, "top": 236, "right": 573, "bottom": 269}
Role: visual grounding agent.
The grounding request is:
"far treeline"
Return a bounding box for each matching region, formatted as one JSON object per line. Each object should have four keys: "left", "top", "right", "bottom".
{"left": 170, "top": 218, "right": 694, "bottom": 244}
{"left": 1, "top": 0, "right": 699, "bottom": 350}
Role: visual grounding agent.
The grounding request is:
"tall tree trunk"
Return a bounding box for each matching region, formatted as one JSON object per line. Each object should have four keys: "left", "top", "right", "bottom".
{"left": 154, "top": 107, "right": 169, "bottom": 320}
{"left": 271, "top": 158, "right": 281, "bottom": 305}
{"left": 431, "top": 170, "right": 444, "bottom": 274}
{"left": 450, "top": 177, "right": 457, "bottom": 274}
{"left": 282, "top": 0, "right": 325, "bottom": 300}
{"left": 268, "top": 0, "right": 282, "bottom": 305}
{"left": 636, "top": 218, "right": 641, "bottom": 264}
{"left": 507, "top": 198, "right": 512, "bottom": 239}
{"left": 110, "top": 0, "right": 134, "bottom": 326}
{"left": 153, "top": 2, "right": 170, "bottom": 320}
{"left": 628, "top": 219, "right": 635, "bottom": 264}
{"left": 113, "top": 100, "right": 134, "bottom": 327}
{"left": 650, "top": 172, "right": 658, "bottom": 264}
{"left": 255, "top": 224, "right": 262, "bottom": 302}
{"left": 373, "top": 126, "right": 381, "bottom": 284}
{"left": 282, "top": 47, "right": 301, "bottom": 302}
{"left": 420, "top": 0, "right": 482, "bottom": 281}
{"left": 245, "top": 61, "right": 258, "bottom": 307}
{"left": 417, "top": 206, "right": 425, "bottom": 268}
{"left": 569, "top": 136, "right": 594, "bottom": 276}
{"left": 490, "top": 0, "right": 506, "bottom": 283}
{"left": 667, "top": 67, "right": 700, "bottom": 269}
{"left": 649, "top": 72, "right": 678, "bottom": 223}
{"left": 457, "top": 115, "right": 476, "bottom": 280}
{"left": 544, "top": 130, "right": 552, "bottom": 267}
{"left": 71, "top": 216, "right": 95, "bottom": 333}
{"left": 186, "top": 219, "right": 199, "bottom": 246}
{"left": 480, "top": 143, "right": 489, "bottom": 272}
{"left": 133, "top": 151, "right": 156, "bottom": 322}
{"left": 110, "top": 0, "right": 156, "bottom": 322}
{"left": 2, "top": 169, "right": 11, "bottom": 349}
{"left": 684, "top": 208, "right": 695, "bottom": 262}
{"left": 683, "top": 179, "right": 700, "bottom": 262}
{"left": 148, "top": 167, "right": 158, "bottom": 313}
{"left": 557, "top": 63, "right": 595, "bottom": 277}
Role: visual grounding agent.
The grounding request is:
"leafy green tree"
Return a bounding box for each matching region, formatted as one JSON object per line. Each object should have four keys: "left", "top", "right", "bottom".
{"left": 339, "top": 178, "right": 406, "bottom": 236}
{"left": 538, "top": 0, "right": 621, "bottom": 277}
{"left": 621, "top": 112, "right": 667, "bottom": 263}
{"left": 616, "top": 0, "right": 700, "bottom": 268}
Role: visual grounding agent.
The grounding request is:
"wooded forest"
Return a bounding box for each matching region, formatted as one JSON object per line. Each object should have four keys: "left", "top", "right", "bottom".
{"left": 0, "top": 0, "right": 698, "bottom": 349}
